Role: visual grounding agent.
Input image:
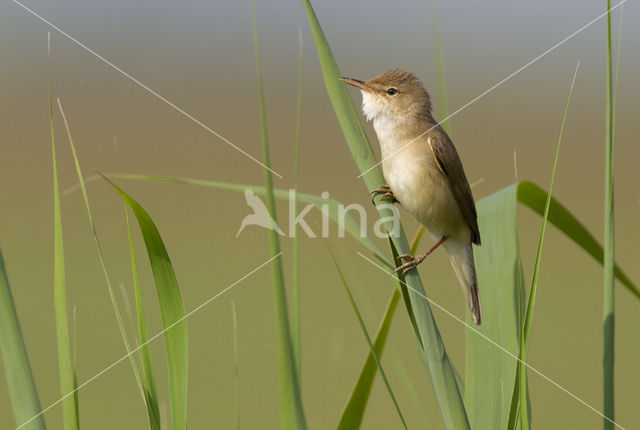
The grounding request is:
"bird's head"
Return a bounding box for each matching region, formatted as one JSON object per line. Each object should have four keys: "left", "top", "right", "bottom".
{"left": 341, "top": 68, "right": 432, "bottom": 123}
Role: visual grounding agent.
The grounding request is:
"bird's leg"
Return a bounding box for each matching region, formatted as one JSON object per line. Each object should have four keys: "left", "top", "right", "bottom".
{"left": 393, "top": 236, "right": 448, "bottom": 276}
{"left": 369, "top": 184, "right": 399, "bottom": 205}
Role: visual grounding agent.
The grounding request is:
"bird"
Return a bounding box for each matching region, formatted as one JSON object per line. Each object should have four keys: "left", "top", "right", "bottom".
{"left": 341, "top": 68, "right": 482, "bottom": 325}
{"left": 236, "top": 188, "right": 285, "bottom": 237}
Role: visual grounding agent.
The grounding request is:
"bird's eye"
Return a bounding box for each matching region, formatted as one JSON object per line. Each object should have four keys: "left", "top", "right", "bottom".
{"left": 386, "top": 88, "right": 398, "bottom": 96}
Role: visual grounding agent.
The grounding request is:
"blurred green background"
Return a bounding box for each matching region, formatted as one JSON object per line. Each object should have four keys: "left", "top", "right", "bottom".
{"left": 1, "top": 0, "right": 639, "bottom": 428}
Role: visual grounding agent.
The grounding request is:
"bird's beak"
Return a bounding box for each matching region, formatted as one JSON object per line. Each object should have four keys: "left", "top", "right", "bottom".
{"left": 340, "top": 77, "right": 374, "bottom": 93}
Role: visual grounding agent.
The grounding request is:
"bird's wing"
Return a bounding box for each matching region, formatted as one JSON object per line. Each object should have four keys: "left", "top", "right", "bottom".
{"left": 427, "top": 130, "right": 481, "bottom": 245}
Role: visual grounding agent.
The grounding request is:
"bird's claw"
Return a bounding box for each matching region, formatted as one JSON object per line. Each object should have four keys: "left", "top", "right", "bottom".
{"left": 369, "top": 185, "right": 399, "bottom": 205}
{"left": 392, "top": 254, "right": 427, "bottom": 276}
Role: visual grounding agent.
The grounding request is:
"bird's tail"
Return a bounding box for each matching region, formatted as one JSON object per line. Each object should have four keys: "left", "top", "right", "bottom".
{"left": 444, "top": 239, "right": 482, "bottom": 325}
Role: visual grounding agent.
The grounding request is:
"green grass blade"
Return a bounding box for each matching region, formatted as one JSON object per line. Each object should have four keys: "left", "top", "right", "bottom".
{"left": 612, "top": 4, "right": 623, "bottom": 142}
{"left": 48, "top": 36, "right": 79, "bottom": 430}
{"left": 603, "top": 1, "right": 615, "bottom": 427}
{"left": 231, "top": 301, "right": 240, "bottom": 430}
{"left": 57, "top": 100, "right": 147, "bottom": 407}
{"left": 251, "top": 3, "right": 306, "bottom": 428}
{"left": 104, "top": 174, "right": 391, "bottom": 268}
{"left": 329, "top": 249, "right": 407, "bottom": 430}
{"left": 126, "top": 209, "right": 161, "bottom": 430}
{"left": 337, "top": 288, "right": 400, "bottom": 430}
{"left": 516, "top": 182, "right": 637, "bottom": 298}
{"left": 301, "top": 2, "right": 469, "bottom": 428}
{"left": 292, "top": 27, "right": 304, "bottom": 379}
{"left": 336, "top": 225, "right": 424, "bottom": 429}
{"left": 429, "top": 0, "right": 452, "bottom": 136}
{"left": 464, "top": 184, "right": 522, "bottom": 430}
{"left": 72, "top": 307, "right": 79, "bottom": 427}
{"left": 469, "top": 179, "right": 638, "bottom": 430}
{"left": 102, "top": 177, "right": 188, "bottom": 430}
{"left": 518, "top": 63, "right": 579, "bottom": 430}
{"left": 0, "top": 248, "right": 46, "bottom": 430}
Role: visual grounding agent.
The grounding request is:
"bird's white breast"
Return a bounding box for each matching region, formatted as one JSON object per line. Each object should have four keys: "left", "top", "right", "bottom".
{"left": 370, "top": 112, "right": 460, "bottom": 238}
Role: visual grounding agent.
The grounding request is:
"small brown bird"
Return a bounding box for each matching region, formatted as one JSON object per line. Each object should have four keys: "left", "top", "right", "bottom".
{"left": 341, "top": 68, "right": 482, "bottom": 324}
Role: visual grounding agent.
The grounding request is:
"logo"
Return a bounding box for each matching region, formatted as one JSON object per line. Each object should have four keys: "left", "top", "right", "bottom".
{"left": 236, "top": 188, "right": 285, "bottom": 237}
{"left": 236, "top": 188, "right": 401, "bottom": 239}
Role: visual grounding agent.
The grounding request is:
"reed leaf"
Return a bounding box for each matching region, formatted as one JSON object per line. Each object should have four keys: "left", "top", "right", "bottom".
{"left": 57, "top": 99, "right": 148, "bottom": 412}
{"left": 0, "top": 248, "right": 46, "bottom": 430}
{"left": 468, "top": 185, "right": 639, "bottom": 430}
{"left": 603, "top": 1, "right": 616, "bottom": 427}
{"left": 125, "top": 209, "right": 161, "bottom": 430}
{"left": 337, "top": 227, "right": 425, "bottom": 429}
{"left": 102, "top": 177, "right": 188, "bottom": 430}
{"left": 330, "top": 249, "right": 407, "bottom": 430}
{"left": 251, "top": 2, "right": 306, "bottom": 428}
{"left": 292, "top": 27, "right": 304, "bottom": 379}
{"left": 48, "top": 35, "right": 79, "bottom": 430}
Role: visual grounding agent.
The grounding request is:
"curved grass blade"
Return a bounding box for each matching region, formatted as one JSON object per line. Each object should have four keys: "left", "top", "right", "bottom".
{"left": 251, "top": 2, "right": 306, "bottom": 428}
{"left": 102, "top": 177, "right": 188, "bottom": 430}
{"left": 301, "top": 1, "right": 469, "bottom": 428}
{"left": 329, "top": 249, "right": 407, "bottom": 430}
{"left": 0, "top": 248, "right": 46, "bottom": 430}
{"left": 57, "top": 99, "right": 148, "bottom": 402}
{"left": 126, "top": 209, "right": 161, "bottom": 430}
{"left": 516, "top": 182, "right": 637, "bottom": 298}
{"left": 48, "top": 35, "right": 79, "bottom": 430}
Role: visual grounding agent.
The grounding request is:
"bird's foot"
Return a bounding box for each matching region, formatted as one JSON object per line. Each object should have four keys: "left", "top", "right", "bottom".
{"left": 392, "top": 253, "right": 428, "bottom": 276}
{"left": 392, "top": 236, "right": 449, "bottom": 276}
{"left": 369, "top": 184, "right": 398, "bottom": 205}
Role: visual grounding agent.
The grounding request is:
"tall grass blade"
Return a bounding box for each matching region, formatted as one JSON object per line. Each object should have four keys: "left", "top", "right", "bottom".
{"left": 48, "top": 35, "right": 79, "bottom": 430}
{"left": 231, "top": 301, "right": 240, "bottom": 430}
{"left": 72, "top": 307, "right": 79, "bottom": 427}
{"left": 102, "top": 178, "right": 188, "bottom": 430}
{"left": 301, "top": 1, "right": 469, "bottom": 427}
{"left": 57, "top": 99, "right": 157, "bottom": 428}
{"left": 337, "top": 289, "right": 400, "bottom": 430}
{"left": 0, "top": 248, "right": 46, "bottom": 430}
{"left": 337, "top": 227, "right": 424, "bottom": 429}
{"left": 126, "top": 209, "right": 161, "bottom": 430}
{"left": 465, "top": 185, "right": 522, "bottom": 430}
{"left": 515, "top": 64, "right": 579, "bottom": 430}
{"left": 292, "top": 28, "right": 304, "bottom": 378}
{"left": 251, "top": 2, "right": 306, "bottom": 428}
{"left": 329, "top": 249, "right": 408, "bottom": 430}
{"left": 429, "top": 0, "right": 452, "bottom": 136}
{"left": 603, "top": 1, "right": 616, "bottom": 427}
